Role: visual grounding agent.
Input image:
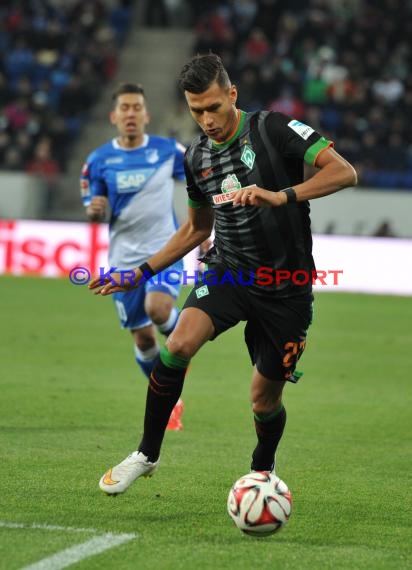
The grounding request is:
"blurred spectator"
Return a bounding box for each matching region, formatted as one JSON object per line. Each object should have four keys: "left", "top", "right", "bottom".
{"left": 372, "top": 221, "right": 397, "bottom": 238}
{"left": 0, "top": 131, "right": 11, "bottom": 163}
{"left": 145, "top": 0, "right": 170, "bottom": 27}
{"left": 236, "top": 66, "right": 263, "bottom": 111}
{"left": 25, "top": 137, "right": 61, "bottom": 212}
{"left": 267, "top": 87, "right": 306, "bottom": 120}
{"left": 3, "top": 98, "right": 31, "bottom": 130}
{"left": 0, "top": 72, "right": 11, "bottom": 107}
{"left": 323, "top": 222, "right": 336, "bottom": 235}
{"left": 241, "top": 27, "right": 270, "bottom": 65}
{"left": 70, "top": 1, "right": 106, "bottom": 33}
{"left": 372, "top": 75, "right": 404, "bottom": 106}
{"left": 26, "top": 137, "right": 59, "bottom": 180}
{"left": 3, "top": 147, "right": 24, "bottom": 171}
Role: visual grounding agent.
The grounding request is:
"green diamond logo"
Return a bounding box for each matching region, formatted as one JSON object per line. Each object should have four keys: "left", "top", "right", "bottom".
{"left": 196, "top": 285, "right": 209, "bottom": 299}
{"left": 241, "top": 146, "right": 255, "bottom": 169}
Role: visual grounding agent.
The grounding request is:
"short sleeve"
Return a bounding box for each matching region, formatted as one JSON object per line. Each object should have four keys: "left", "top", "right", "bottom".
{"left": 172, "top": 140, "right": 186, "bottom": 181}
{"left": 80, "top": 153, "right": 107, "bottom": 206}
{"left": 264, "top": 112, "right": 333, "bottom": 166}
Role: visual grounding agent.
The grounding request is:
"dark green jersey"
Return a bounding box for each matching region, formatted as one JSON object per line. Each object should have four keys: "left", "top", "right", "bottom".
{"left": 184, "top": 110, "right": 332, "bottom": 296}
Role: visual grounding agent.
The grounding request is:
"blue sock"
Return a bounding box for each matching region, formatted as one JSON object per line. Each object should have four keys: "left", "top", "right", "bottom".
{"left": 134, "top": 344, "right": 159, "bottom": 380}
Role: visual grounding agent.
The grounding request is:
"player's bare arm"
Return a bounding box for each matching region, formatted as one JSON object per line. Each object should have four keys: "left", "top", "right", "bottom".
{"left": 89, "top": 205, "right": 214, "bottom": 295}
{"left": 199, "top": 236, "right": 213, "bottom": 255}
{"left": 86, "top": 196, "right": 107, "bottom": 222}
{"left": 233, "top": 147, "right": 357, "bottom": 208}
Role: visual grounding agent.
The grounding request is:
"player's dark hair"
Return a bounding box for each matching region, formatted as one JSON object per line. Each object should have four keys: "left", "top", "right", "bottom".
{"left": 111, "top": 83, "right": 145, "bottom": 105}
{"left": 178, "top": 53, "right": 231, "bottom": 94}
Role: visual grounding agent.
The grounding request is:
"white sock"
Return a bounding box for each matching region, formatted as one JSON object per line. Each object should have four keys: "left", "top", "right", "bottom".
{"left": 134, "top": 344, "right": 160, "bottom": 379}
{"left": 157, "top": 307, "right": 179, "bottom": 335}
{"left": 134, "top": 344, "right": 159, "bottom": 362}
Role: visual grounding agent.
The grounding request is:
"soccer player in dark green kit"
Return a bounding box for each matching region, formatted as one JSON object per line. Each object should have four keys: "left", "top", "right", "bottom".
{"left": 91, "top": 53, "right": 357, "bottom": 495}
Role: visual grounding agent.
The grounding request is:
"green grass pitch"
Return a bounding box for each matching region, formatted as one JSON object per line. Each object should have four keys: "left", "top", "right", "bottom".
{"left": 1, "top": 275, "right": 411, "bottom": 569}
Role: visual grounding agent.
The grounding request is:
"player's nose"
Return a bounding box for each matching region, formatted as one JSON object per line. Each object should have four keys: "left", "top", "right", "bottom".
{"left": 203, "top": 112, "right": 214, "bottom": 127}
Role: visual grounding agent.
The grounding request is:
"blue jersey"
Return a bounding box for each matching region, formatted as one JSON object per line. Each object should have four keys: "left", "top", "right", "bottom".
{"left": 80, "top": 134, "right": 185, "bottom": 269}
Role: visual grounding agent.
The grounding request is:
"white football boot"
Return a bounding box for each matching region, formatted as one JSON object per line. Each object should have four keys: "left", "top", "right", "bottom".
{"left": 99, "top": 451, "right": 159, "bottom": 495}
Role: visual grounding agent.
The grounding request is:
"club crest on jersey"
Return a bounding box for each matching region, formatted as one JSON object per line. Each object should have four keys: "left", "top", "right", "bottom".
{"left": 240, "top": 145, "right": 255, "bottom": 169}
{"left": 221, "top": 174, "right": 241, "bottom": 193}
{"left": 196, "top": 285, "right": 209, "bottom": 299}
{"left": 145, "top": 148, "right": 159, "bottom": 164}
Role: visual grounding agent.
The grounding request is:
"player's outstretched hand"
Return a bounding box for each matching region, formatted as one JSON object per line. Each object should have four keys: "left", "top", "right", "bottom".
{"left": 232, "top": 185, "right": 288, "bottom": 208}
{"left": 88, "top": 272, "right": 139, "bottom": 295}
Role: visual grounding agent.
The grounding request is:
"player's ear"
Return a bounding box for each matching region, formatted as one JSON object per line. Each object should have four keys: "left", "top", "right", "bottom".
{"left": 109, "top": 110, "right": 117, "bottom": 125}
{"left": 144, "top": 111, "right": 151, "bottom": 126}
{"left": 229, "top": 85, "right": 238, "bottom": 105}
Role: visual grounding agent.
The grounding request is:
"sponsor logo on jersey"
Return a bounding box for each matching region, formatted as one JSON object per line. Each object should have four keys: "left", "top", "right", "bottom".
{"left": 105, "top": 157, "right": 123, "bottom": 165}
{"left": 213, "top": 177, "right": 256, "bottom": 206}
{"left": 116, "top": 169, "right": 155, "bottom": 193}
{"left": 287, "top": 120, "right": 314, "bottom": 140}
{"left": 240, "top": 145, "right": 256, "bottom": 169}
{"left": 221, "top": 173, "right": 241, "bottom": 193}
{"left": 145, "top": 148, "right": 159, "bottom": 164}
{"left": 212, "top": 190, "right": 238, "bottom": 205}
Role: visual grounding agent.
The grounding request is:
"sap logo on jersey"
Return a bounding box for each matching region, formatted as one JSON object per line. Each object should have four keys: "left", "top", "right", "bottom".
{"left": 116, "top": 169, "right": 154, "bottom": 193}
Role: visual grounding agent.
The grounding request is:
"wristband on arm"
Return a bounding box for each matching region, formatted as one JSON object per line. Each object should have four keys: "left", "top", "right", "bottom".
{"left": 282, "top": 187, "right": 297, "bottom": 203}
{"left": 138, "top": 262, "right": 156, "bottom": 277}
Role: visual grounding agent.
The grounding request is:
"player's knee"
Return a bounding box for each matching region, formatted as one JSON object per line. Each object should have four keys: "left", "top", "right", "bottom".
{"left": 166, "top": 335, "right": 196, "bottom": 360}
{"left": 252, "top": 394, "right": 282, "bottom": 416}
{"left": 147, "top": 305, "right": 170, "bottom": 324}
{"left": 145, "top": 298, "right": 173, "bottom": 325}
{"left": 133, "top": 331, "right": 156, "bottom": 352}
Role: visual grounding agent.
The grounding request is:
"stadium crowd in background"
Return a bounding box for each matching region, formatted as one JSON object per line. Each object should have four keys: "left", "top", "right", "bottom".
{"left": 0, "top": 0, "right": 133, "bottom": 176}
{"left": 171, "top": 0, "right": 411, "bottom": 189}
{"left": 2, "top": 0, "right": 411, "bottom": 193}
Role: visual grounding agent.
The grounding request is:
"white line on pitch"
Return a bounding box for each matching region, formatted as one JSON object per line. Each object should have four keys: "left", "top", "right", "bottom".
{"left": 0, "top": 521, "right": 137, "bottom": 570}
{"left": 20, "top": 533, "right": 136, "bottom": 570}
{"left": 0, "top": 521, "right": 98, "bottom": 534}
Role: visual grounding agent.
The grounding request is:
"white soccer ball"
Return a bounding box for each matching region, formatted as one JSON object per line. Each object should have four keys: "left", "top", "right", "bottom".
{"left": 227, "top": 471, "right": 292, "bottom": 537}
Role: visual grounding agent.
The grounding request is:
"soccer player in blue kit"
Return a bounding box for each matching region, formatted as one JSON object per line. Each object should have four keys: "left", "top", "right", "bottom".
{"left": 80, "top": 83, "right": 186, "bottom": 430}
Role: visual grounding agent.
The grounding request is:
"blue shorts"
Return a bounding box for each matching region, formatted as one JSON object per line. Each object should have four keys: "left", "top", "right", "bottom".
{"left": 112, "top": 260, "right": 183, "bottom": 330}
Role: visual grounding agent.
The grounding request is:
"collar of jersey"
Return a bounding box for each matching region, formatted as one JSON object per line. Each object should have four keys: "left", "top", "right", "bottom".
{"left": 211, "top": 110, "right": 246, "bottom": 150}
{"left": 112, "top": 133, "right": 149, "bottom": 150}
